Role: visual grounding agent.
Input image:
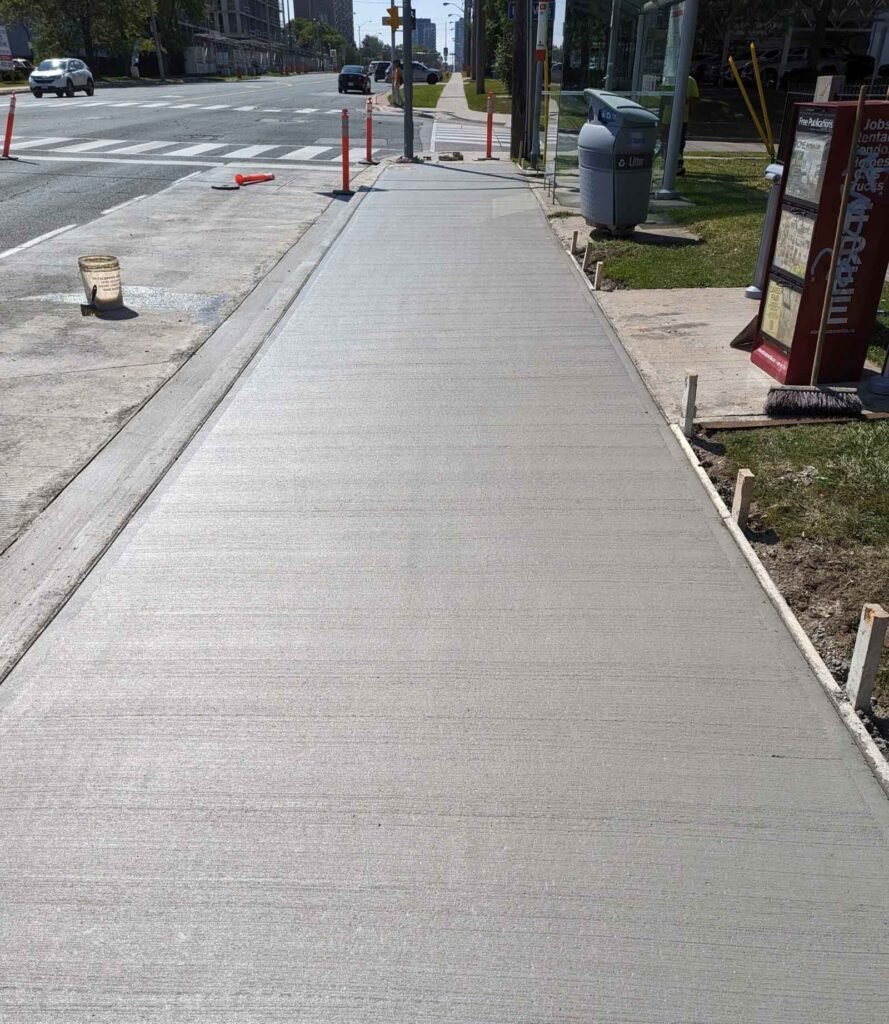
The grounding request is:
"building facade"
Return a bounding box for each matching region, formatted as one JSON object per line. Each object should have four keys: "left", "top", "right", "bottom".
{"left": 453, "top": 17, "right": 464, "bottom": 68}
{"left": 292, "top": 0, "right": 335, "bottom": 25}
{"left": 415, "top": 18, "right": 437, "bottom": 53}
{"left": 331, "top": 0, "right": 353, "bottom": 45}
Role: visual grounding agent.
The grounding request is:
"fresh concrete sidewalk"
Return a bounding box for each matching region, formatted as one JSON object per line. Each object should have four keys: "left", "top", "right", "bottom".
{"left": 1, "top": 163, "right": 888, "bottom": 1022}
{"left": 0, "top": 160, "right": 373, "bottom": 555}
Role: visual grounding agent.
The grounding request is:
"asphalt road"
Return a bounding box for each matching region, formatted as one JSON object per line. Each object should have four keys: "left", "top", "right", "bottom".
{"left": 0, "top": 75, "right": 426, "bottom": 252}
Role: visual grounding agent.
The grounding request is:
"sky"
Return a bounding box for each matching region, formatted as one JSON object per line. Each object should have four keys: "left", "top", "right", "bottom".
{"left": 348, "top": 0, "right": 466, "bottom": 57}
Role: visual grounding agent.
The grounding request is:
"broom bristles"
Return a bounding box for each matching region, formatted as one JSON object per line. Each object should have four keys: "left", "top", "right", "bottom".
{"left": 765, "top": 387, "right": 863, "bottom": 418}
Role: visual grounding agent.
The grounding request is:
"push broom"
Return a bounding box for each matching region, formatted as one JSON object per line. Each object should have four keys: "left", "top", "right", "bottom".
{"left": 764, "top": 86, "right": 867, "bottom": 418}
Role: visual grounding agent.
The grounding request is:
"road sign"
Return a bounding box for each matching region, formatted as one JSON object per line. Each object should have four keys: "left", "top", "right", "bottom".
{"left": 384, "top": 5, "right": 401, "bottom": 31}
{"left": 508, "top": 1, "right": 541, "bottom": 19}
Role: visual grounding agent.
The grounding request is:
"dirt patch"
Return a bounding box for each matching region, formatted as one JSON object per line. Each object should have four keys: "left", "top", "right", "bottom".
{"left": 694, "top": 436, "right": 889, "bottom": 756}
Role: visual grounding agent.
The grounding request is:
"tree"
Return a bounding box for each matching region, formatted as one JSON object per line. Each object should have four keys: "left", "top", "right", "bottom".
{"left": 0, "top": 0, "right": 150, "bottom": 65}
{"left": 359, "top": 34, "right": 387, "bottom": 61}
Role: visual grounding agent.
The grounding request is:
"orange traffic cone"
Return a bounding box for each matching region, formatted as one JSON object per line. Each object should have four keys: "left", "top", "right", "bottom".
{"left": 234, "top": 172, "right": 276, "bottom": 186}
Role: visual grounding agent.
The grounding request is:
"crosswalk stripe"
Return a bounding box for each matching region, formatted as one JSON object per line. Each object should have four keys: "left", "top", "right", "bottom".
{"left": 294, "top": 108, "right": 319, "bottom": 114}
{"left": 50, "top": 139, "right": 125, "bottom": 152}
{"left": 201, "top": 105, "right": 229, "bottom": 110}
{"left": 138, "top": 102, "right": 171, "bottom": 108}
{"left": 223, "top": 144, "right": 278, "bottom": 159}
{"left": 9, "top": 136, "right": 71, "bottom": 149}
{"left": 107, "top": 141, "right": 177, "bottom": 154}
{"left": 169, "top": 104, "right": 198, "bottom": 109}
{"left": 234, "top": 106, "right": 256, "bottom": 112}
{"left": 109, "top": 102, "right": 140, "bottom": 107}
{"left": 277, "top": 145, "right": 330, "bottom": 160}
{"left": 260, "top": 108, "right": 283, "bottom": 113}
{"left": 162, "top": 142, "right": 227, "bottom": 156}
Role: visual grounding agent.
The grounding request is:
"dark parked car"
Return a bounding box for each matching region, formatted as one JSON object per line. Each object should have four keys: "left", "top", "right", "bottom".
{"left": 369, "top": 60, "right": 390, "bottom": 82}
{"left": 338, "top": 64, "right": 371, "bottom": 94}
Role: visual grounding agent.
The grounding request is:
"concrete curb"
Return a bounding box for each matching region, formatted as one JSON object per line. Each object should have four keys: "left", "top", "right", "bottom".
{"left": 0, "top": 162, "right": 385, "bottom": 687}
{"left": 527, "top": 181, "right": 889, "bottom": 799}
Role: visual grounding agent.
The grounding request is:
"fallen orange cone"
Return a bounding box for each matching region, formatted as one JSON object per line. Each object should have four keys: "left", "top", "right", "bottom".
{"left": 234, "top": 172, "right": 276, "bottom": 186}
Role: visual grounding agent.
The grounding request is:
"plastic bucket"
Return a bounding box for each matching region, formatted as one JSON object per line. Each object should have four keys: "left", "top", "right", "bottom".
{"left": 78, "top": 255, "right": 123, "bottom": 310}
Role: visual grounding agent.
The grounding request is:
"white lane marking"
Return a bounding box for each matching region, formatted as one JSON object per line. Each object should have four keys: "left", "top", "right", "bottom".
{"left": 7, "top": 136, "right": 71, "bottom": 149}
{"left": 108, "top": 101, "right": 140, "bottom": 107}
{"left": 277, "top": 145, "right": 329, "bottom": 160}
{"left": 22, "top": 154, "right": 339, "bottom": 170}
{"left": 0, "top": 223, "right": 78, "bottom": 260}
{"left": 201, "top": 105, "right": 230, "bottom": 110}
{"left": 107, "top": 141, "right": 177, "bottom": 154}
{"left": 234, "top": 106, "right": 256, "bottom": 111}
{"left": 101, "top": 194, "right": 148, "bottom": 215}
{"left": 223, "top": 144, "right": 278, "bottom": 159}
{"left": 138, "top": 102, "right": 171, "bottom": 108}
{"left": 169, "top": 103, "right": 198, "bottom": 109}
{"left": 260, "top": 108, "right": 283, "bottom": 112}
{"left": 50, "top": 138, "right": 126, "bottom": 152}
{"left": 162, "top": 142, "right": 228, "bottom": 156}
{"left": 293, "top": 108, "right": 319, "bottom": 113}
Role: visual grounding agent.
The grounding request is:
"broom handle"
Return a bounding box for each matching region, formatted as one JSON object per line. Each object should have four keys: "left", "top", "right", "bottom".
{"left": 810, "top": 85, "right": 867, "bottom": 387}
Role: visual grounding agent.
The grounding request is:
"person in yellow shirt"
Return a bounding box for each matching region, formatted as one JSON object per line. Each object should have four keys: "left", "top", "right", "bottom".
{"left": 677, "top": 74, "right": 699, "bottom": 176}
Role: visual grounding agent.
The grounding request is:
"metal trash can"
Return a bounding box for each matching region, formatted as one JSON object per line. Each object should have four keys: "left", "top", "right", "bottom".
{"left": 578, "top": 90, "right": 659, "bottom": 235}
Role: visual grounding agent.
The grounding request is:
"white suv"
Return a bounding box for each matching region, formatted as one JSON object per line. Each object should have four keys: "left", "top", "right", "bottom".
{"left": 29, "top": 58, "right": 95, "bottom": 98}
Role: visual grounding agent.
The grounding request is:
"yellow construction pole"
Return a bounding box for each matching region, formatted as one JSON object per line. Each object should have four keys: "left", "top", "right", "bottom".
{"left": 728, "top": 55, "right": 771, "bottom": 156}
{"left": 749, "top": 43, "right": 776, "bottom": 160}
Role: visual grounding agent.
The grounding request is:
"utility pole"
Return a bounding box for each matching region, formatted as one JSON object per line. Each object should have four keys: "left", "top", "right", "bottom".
{"left": 510, "top": 0, "right": 528, "bottom": 159}
{"left": 403, "top": 4, "right": 414, "bottom": 159}
{"left": 474, "top": 0, "right": 485, "bottom": 94}
{"left": 150, "top": 9, "right": 165, "bottom": 81}
{"left": 529, "top": 0, "right": 548, "bottom": 169}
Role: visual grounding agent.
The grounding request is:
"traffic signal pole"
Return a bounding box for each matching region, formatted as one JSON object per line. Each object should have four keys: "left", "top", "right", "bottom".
{"left": 403, "top": 5, "right": 414, "bottom": 159}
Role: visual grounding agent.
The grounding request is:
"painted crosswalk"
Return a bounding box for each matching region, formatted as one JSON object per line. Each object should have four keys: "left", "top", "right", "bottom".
{"left": 9, "top": 134, "right": 384, "bottom": 164}
{"left": 15, "top": 99, "right": 349, "bottom": 116}
{"left": 430, "top": 121, "right": 510, "bottom": 153}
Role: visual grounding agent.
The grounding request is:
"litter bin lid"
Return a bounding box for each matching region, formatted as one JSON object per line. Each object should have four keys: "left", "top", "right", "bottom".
{"left": 584, "top": 89, "right": 659, "bottom": 127}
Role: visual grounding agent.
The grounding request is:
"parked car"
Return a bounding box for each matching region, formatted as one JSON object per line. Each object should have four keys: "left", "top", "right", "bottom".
{"left": 338, "top": 64, "right": 371, "bottom": 94}
{"left": 369, "top": 60, "right": 390, "bottom": 82}
{"left": 724, "top": 45, "right": 846, "bottom": 89}
{"left": 29, "top": 57, "right": 94, "bottom": 98}
{"left": 12, "top": 58, "right": 33, "bottom": 80}
{"left": 386, "top": 61, "right": 443, "bottom": 85}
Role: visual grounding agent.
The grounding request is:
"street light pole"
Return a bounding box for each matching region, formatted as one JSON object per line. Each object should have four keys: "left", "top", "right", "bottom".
{"left": 443, "top": 3, "right": 468, "bottom": 75}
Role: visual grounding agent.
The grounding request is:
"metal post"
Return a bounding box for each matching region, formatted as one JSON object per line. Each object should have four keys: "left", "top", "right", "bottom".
{"left": 150, "top": 12, "right": 166, "bottom": 81}
{"left": 524, "top": 0, "right": 534, "bottom": 161}
{"left": 390, "top": 26, "right": 397, "bottom": 106}
{"left": 605, "top": 0, "right": 621, "bottom": 89}
{"left": 658, "top": 0, "right": 699, "bottom": 198}
{"left": 2, "top": 94, "right": 16, "bottom": 160}
{"left": 746, "top": 163, "right": 783, "bottom": 300}
{"left": 403, "top": 5, "right": 414, "bottom": 159}
{"left": 631, "top": 12, "right": 646, "bottom": 96}
{"left": 530, "top": 1, "right": 548, "bottom": 169}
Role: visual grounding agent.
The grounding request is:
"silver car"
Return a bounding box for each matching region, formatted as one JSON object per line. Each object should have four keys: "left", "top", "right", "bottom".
{"left": 29, "top": 58, "right": 95, "bottom": 98}
{"left": 386, "top": 61, "right": 443, "bottom": 85}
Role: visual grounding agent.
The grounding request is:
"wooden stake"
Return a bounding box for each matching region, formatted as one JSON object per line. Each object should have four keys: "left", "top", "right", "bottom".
{"left": 846, "top": 604, "right": 889, "bottom": 712}
{"left": 681, "top": 373, "right": 698, "bottom": 438}
{"left": 731, "top": 468, "right": 755, "bottom": 529}
{"left": 581, "top": 241, "right": 593, "bottom": 272}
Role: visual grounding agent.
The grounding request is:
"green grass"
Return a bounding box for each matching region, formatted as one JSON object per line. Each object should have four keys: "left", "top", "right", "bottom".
{"left": 589, "top": 156, "right": 771, "bottom": 289}
{"left": 464, "top": 78, "right": 511, "bottom": 114}
{"left": 715, "top": 423, "right": 889, "bottom": 548}
{"left": 410, "top": 82, "right": 444, "bottom": 108}
{"left": 870, "top": 282, "right": 889, "bottom": 369}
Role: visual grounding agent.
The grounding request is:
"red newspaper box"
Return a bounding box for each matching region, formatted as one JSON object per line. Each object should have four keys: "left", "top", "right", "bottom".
{"left": 751, "top": 99, "right": 889, "bottom": 385}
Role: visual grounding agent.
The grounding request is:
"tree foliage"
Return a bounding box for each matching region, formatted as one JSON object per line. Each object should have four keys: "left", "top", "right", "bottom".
{"left": 0, "top": 0, "right": 151, "bottom": 63}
